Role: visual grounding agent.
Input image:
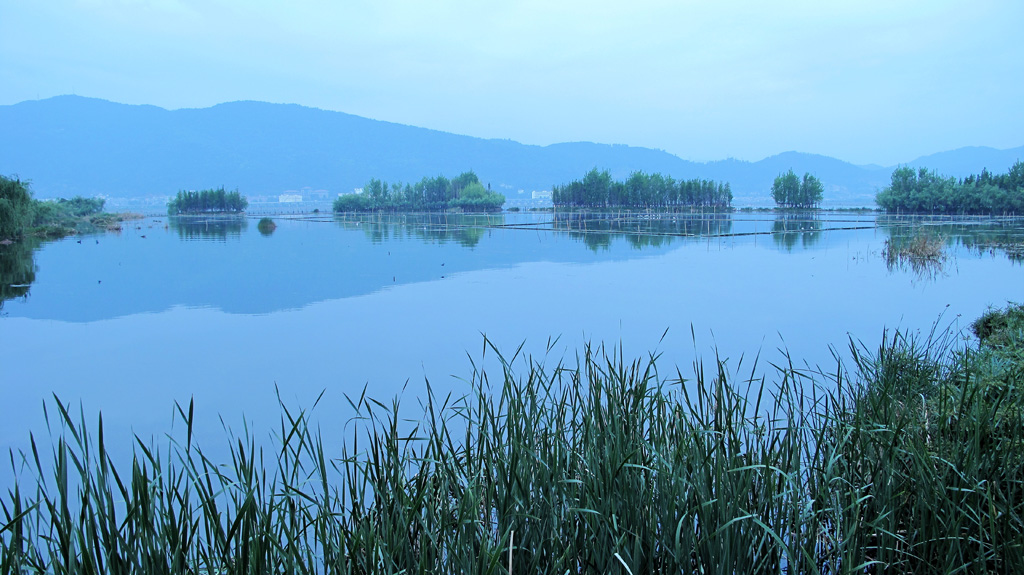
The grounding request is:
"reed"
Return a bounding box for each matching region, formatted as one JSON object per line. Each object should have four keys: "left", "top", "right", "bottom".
{"left": 883, "top": 229, "right": 947, "bottom": 268}
{"left": 2, "top": 310, "right": 1023, "bottom": 574}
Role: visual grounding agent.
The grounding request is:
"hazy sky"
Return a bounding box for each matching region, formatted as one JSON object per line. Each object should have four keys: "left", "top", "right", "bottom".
{"left": 2, "top": 0, "right": 1022, "bottom": 165}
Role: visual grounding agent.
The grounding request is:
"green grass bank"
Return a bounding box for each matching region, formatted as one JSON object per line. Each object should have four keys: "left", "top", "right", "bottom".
{"left": 2, "top": 305, "right": 1023, "bottom": 574}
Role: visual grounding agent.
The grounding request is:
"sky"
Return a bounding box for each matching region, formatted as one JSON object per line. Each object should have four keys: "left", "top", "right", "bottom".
{"left": 2, "top": 0, "right": 1022, "bottom": 166}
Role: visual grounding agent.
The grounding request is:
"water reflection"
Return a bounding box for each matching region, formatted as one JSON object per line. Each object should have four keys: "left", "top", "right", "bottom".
{"left": 0, "top": 238, "right": 39, "bottom": 311}
{"left": 6, "top": 212, "right": 1024, "bottom": 322}
{"left": 771, "top": 213, "right": 823, "bottom": 251}
{"left": 334, "top": 214, "right": 500, "bottom": 248}
{"left": 334, "top": 212, "right": 1024, "bottom": 261}
{"left": 879, "top": 216, "right": 1024, "bottom": 267}
{"left": 169, "top": 216, "right": 248, "bottom": 241}
{"left": 335, "top": 212, "right": 741, "bottom": 252}
{"left": 942, "top": 222, "right": 1023, "bottom": 263}
{"left": 552, "top": 212, "right": 734, "bottom": 252}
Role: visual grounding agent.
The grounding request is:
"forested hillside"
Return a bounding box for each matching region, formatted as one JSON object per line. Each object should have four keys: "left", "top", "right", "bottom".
{"left": 1, "top": 96, "right": 1020, "bottom": 206}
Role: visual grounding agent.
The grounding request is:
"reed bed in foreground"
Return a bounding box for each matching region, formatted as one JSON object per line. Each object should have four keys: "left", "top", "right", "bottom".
{"left": 2, "top": 307, "right": 1023, "bottom": 574}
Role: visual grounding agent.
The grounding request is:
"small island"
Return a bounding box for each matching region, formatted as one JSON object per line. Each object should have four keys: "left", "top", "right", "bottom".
{"left": 876, "top": 161, "right": 1024, "bottom": 214}
{"left": 770, "top": 169, "right": 824, "bottom": 209}
{"left": 552, "top": 168, "right": 733, "bottom": 209}
{"left": 333, "top": 171, "right": 504, "bottom": 213}
{"left": 167, "top": 187, "right": 248, "bottom": 215}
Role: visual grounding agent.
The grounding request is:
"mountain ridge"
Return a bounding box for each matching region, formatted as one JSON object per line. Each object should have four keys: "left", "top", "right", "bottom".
{"left": 1, "top": 96, "right": 1021, "bottom": 207}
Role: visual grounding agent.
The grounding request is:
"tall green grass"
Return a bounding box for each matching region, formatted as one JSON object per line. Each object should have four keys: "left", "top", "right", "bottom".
{"left": 3, "top": 312, "right": 1023, "bottom": 574}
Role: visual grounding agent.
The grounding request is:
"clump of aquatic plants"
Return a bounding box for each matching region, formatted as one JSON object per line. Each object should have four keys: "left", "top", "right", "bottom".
{"left": 257, "top": 217, "right": 277, "bottom": 235}
{"left": 2, "top": 316, "right": 1023, "bottom": 574}
{"left": 972, "top": 302, "right": 1024, "bottom": 345}
{"left": 962, "top": 303, "right": 1024, "bottom": 428}
{"left": 839, "top": 323, "right": 1024, "bottom": 573}
{"left": 884, "top": 227, "right": 948, "bottom": 277}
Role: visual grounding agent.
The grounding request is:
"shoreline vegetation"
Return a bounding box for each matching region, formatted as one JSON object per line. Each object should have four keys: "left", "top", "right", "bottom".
{"left": 2, "top": 304, "right": 1022, "bottom": 573}
{"left": 0, "top": 175, "right": 140, "bottom": 242}
{"left": 333, "top": 171, "right": 505, "bottom": 213}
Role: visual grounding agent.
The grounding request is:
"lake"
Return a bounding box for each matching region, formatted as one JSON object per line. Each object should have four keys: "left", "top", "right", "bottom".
{"left": 1, "top": 211, "right": 1022, "bottom": 468}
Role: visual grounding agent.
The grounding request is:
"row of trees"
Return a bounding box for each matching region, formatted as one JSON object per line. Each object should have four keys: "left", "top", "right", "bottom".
{"left": 875, "top": 162, "right": 1024, "bottom": 214}
{"left": 552, "top": 169, "right": 733, "bottom": 209}
{"left": 770, "top": 170, "right": 825, "bottom": 208}
{"left": 333, "top": 171, "right": 505, "bottom": 212}
{"left": 1, "top": 175, "right": 109, "bottom": 240}
{"left": 167, "top": 187, "right": 248, "bottom": 215}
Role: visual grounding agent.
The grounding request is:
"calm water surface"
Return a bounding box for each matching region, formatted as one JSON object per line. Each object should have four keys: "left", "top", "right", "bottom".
{"left": 1, "top": 212, "right": 1022, "bottom": 467}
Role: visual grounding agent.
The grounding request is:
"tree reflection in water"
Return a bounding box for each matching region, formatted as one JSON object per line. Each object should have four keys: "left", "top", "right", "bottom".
{"left": 0, "top": 237, "right": 40, "bottom": 311}
{"left": 168, "top": 216, "right": 248, "bottom": 241}
{"left": 771, "top": 213, "right": 822, "bottom": 251}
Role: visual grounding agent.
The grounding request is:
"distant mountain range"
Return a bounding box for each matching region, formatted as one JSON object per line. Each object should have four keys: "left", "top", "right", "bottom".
{"left": 2, "top": 96, "right": 1021, "bottom": 207}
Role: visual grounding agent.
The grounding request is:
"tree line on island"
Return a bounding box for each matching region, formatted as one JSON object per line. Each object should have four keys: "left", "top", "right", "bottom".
{"left": 552, "top": 162, "right": 1023, "bottom": 214}
{"left": 552, "top": 168, "right": 733, "bottom": 209}
{"left": 162, "top": 161, "right": 1024, "bottom": 216}
{"left": 876, "top": 161, "right": 1024, "bottom": 215}
{"left": 167, "top": 187, "right": 248, "bottom": 215}
{"left": 770, "top": 170, "right": 824, "bottom": 209}
{"left": 334, "top": 171, "right": 505, "bottom": 213}
{"left": 9, "top": 158, "right": 1024, "bottom": 240}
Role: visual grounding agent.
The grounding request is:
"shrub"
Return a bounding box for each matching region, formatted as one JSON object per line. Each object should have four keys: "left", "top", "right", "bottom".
{"left": 0, "top": 175, "right": 33, "bottom": 240}
{"left": 257, "top": 217, "right": 277, "bottom": 235}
